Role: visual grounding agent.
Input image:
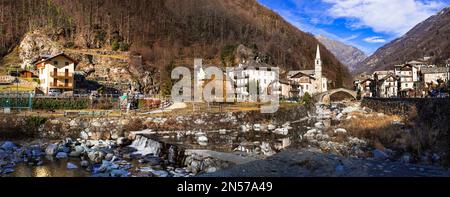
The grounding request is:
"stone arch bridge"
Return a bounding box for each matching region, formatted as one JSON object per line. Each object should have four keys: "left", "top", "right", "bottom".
{"left": 314, "top": 88, "right": 358, "bottom": 104}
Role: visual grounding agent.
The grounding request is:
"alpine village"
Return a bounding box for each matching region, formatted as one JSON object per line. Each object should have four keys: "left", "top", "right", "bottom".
{"left": 0, "top": 0, "right": 449, "bottom": 178}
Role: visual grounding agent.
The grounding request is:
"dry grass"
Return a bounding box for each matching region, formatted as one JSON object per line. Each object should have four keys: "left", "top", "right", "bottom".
{"left": 340, "top": 112, "right": 408, "bottom": 149}
{"left": 0, "top": 85, "right": 35, "bottom": 92}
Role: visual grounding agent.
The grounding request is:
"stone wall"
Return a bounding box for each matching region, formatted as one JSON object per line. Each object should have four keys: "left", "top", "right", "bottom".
{"left": 362, "top": 98, "right": 450, "bottom": 116}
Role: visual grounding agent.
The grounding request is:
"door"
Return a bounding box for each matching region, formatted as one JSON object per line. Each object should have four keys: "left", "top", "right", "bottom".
{"left": 53, "top": 78, "right": 57, "bottom": 87}
{"left": 65, "top": 79, "right": 69, "bottom": 87}
{"left": 54, "top": 68, "right": 58, "bottom": 76}
{"left": 65, "top": 69, "right": 69, "bottom": 77}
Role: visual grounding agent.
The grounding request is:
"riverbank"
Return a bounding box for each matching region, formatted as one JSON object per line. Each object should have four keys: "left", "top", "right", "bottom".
{"left": 2, "top": 100, "right": 450, "bottom": 177}
{"left": 1, "top": 104, "right": 309, "bottom": 177}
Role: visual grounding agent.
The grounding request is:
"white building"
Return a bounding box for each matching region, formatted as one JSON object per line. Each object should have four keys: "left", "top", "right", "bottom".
{"left": 288, "top": 45, "right": 328, "bottom": 96}
{"left": 394, "top": 64, "right": 419, "bottom": 96}
{"left": 379, "top": 74, "right": 399, "bottom": 98}
{"left": 34, "top": 53, "right": 77, "bottom": 95}
{"left": 226, "top": 61, "right": 279, "bottom": 101}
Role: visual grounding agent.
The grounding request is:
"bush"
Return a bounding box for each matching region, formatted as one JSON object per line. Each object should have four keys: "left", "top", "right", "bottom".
{"left": 32, "top": 98, "right": 89, "bottom": 110}
{"left": 64, "top": 41, "right": 75, "bottom": 48}
{"left": 119, "top": 42, "right": 129, "bottom": 51}
{"left": 300, "top": 92, "right": 312, "bottom": 106}
{"left": 111, "top": 40, "right": 120, "bottom": 51}
{"left": 26, "top": 116, "right": 48, "bottom": 127}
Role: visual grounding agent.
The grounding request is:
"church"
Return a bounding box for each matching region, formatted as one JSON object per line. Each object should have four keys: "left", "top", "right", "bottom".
{"left": 288, "top": 45, "right": 328, "bottom": 96}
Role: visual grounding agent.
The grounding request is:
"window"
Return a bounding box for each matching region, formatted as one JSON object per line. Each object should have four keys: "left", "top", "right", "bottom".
{"left": 54, "top": 61, "right": 58, "bottom": 65}
{"left": 405, "top": 84, "right": 408, "bottom": 87}
{"left": 65, "top": 62, "right": 69, "bottom": 66}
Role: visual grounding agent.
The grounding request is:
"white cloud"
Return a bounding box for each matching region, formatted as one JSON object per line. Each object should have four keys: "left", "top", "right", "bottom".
{"left": 322, "top": 0, "right": 447, "bottom": 36}
{"left": 363, "top": 36, "right": 387, "bottom": 43}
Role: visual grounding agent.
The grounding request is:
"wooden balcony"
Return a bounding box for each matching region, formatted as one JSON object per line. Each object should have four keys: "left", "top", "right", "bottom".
{"left": 50, "top": 72, "right": 73, "bottom": 78}
{"left": 49, "top": 82, "right": 73, "bottom": 89}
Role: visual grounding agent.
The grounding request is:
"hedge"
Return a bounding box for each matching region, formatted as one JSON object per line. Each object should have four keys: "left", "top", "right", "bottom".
{"left": 32, "top": 98, "right": 89, "bottom": 110}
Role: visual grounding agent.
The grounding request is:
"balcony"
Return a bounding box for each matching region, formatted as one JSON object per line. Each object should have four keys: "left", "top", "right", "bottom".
{"left": 49, "top": 82, "right": 73, "bottom": 89}
{"left": 50, "top": 72, "right": 73, "bottom": 78}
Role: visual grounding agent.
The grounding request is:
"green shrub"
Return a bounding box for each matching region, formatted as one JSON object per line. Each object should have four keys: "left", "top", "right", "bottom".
{"left": 26, "top": 116, "right": 48, "bottom": 127}
{"left": 32, "top": 98, "right": 89, "bottom": 110}
{"left": 112, "top": 40, "right": 120, "bottom": 51}
{"left": 300, "top": 92, "right": 312, "bottom": 106}
{"left": 119, "top": 42, "right": 129, "bottom": 51}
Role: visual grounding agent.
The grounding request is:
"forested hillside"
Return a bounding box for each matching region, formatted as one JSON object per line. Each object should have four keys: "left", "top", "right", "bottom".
{"left": 0, "top": 0, "right": 352, "bottom": 88}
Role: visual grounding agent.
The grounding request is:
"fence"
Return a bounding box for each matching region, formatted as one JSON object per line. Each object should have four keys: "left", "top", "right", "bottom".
{"left": 0, "top": 93, "right": 33, "bottom": 109}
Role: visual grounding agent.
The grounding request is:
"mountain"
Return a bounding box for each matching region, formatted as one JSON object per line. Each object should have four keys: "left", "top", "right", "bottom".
{"left": 0, "top": 0, "right": 352, "bottom": 91}
{"left": 316, "top": 35, "right": 367, "bottom": 73}
{"left": 356, "top": 6, "right": 450, "bottom": 74}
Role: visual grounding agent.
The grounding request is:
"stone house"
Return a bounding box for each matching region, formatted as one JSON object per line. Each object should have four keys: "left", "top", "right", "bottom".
{"left": 421, "top": 66, "right": 450, "bottom": 88}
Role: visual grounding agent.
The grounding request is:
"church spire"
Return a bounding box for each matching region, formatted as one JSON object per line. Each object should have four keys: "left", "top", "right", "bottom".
{"left": 316, "top": 44, "right": 321, "bottom": 60}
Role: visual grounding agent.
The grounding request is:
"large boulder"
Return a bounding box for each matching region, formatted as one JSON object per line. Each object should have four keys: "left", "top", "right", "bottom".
{"left": 19, "top": 30, "right": 63, "bottom": 68}
{"left": 45, "top": 144, "right": 58, "bottom": 156}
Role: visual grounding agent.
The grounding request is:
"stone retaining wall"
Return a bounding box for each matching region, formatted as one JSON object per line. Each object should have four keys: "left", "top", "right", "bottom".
{"left": 361, "top": 98, "right": 450, "bottom": 116}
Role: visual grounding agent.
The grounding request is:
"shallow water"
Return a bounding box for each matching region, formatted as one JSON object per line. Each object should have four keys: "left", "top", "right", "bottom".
{"left": 4, "top": 157, "right": 90, "bottom": 177}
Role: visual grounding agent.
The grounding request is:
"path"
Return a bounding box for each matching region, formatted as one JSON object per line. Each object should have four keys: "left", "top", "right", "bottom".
{"left": 200, "top": 148, "right": 450, "bottom": 177}
{"left": 142, "top": 102, "right": 187, "bottom": 114}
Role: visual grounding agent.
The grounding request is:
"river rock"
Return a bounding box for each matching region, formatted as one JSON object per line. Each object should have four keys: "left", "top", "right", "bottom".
{"left": 336, "top": 113, "right": 344, "bottom": 120}
{"left": 69, "top": 146, "right": 84, "bottom": 157}
{"left": 273, "top": 128, "right": 289, "bottom": 135}
{"left": 240, "top": 125, "right": 249, "bottom": 132}
{"left": 267, "top": 124, "right": 276, "bottom": 131}
{"left": 67, "top": 162, "right": 78, "bottom": 169}
{"left": 1, "top": 141, "right": 16, "bottom": 151}
{"left": 197, "top": 136, "right": 208, "bottom": 142}
{"left": 152, "top": 170, "right": 169, "bottom": 177}
{"left": 372, "top": 149, "right": 389, "bottom": 160}
{"left": 260, "top": 142, "right": 276, "bottom": 156}
{"left": 88, "top": 151, "right": 105, "bottom": 164}
{"left": 80, "top": 131, "right": 89, "bottom": 140}
{"left": 105, "top": 153, "right": 114, "bottom": 161}
{"left": 110, "top": 169, "right": 130, "bottom": 177}
{"left": 80, "top": 160, "right": 90, "bottom": 168}
{"left": 314, "top": 122, "right": 325, "bottom": 129}
{"left": 205, "top": 167, "right": 217, "bottom": 173}
{"left": 55, "top": 152, "right": 68, "bottom": 159}
{"left": 334, "top": 128, "right": 347, "bottom": 134}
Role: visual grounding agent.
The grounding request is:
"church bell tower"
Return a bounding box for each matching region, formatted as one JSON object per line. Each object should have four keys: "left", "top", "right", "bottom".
{"left": 315, "top": 44, "right": 323, "bottom": 93}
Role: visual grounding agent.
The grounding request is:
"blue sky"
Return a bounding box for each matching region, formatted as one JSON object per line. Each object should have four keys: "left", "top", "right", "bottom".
{"left": 258, "top": 0, "right": 450, "bottom": 55}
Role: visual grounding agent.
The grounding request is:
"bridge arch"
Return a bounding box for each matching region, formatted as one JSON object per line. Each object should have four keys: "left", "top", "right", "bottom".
{"left": 314, "top": 88, "right": 357, "bottom": 104}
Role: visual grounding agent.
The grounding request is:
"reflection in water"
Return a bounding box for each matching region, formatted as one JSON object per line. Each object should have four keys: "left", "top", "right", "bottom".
{"left": 6, "top": 158, "right": 90, "bottom": 177}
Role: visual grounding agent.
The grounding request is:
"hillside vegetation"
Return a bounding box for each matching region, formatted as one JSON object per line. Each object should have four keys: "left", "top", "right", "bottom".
{"left": 0, "top": 0, "right": 352, "bottom": 88}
